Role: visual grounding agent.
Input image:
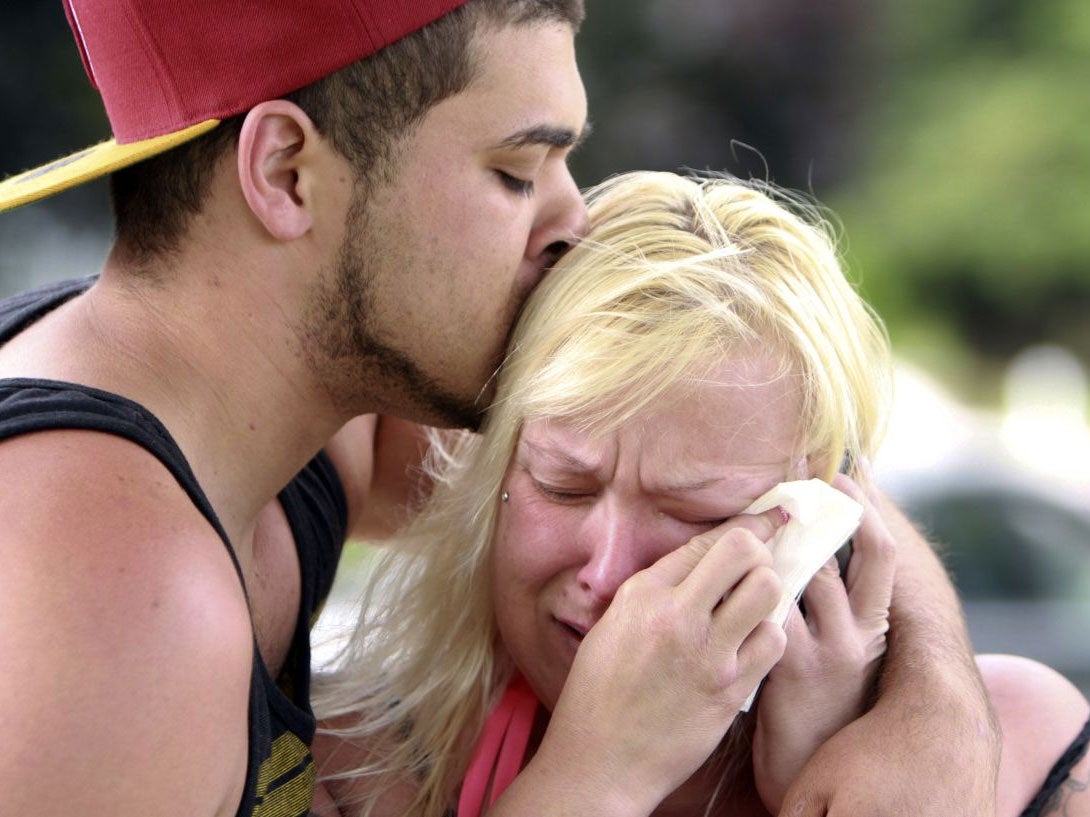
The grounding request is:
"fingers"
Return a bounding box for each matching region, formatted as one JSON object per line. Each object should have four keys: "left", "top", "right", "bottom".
{"left": 647, "top": 507, "right": 785, "bottom": 592}
{"left": 778, "top": 789, "right": 830, "bottom": 817}
{"left": 830, "top": 474, "right": 895, "bottom": 625}
{"left": 675, "top": 509, "right": 789, "bottom": 618}
{"left": 722, "top": 506, "right": 787, "bottom": 542}
{"left": 635, "top": 509, "right": 787, "bottom": 700}
{"left": 736, "top": 617, "right": 787, "bottom": 687}
{"left": 797, "top": 558, "right": 852, "bottom": 638}
{"left": 777, "top": 562, "right": 850, "bottom": 681}
{"left": 709, "top": 556, "right": 782, "bottom": 647}
{"left": 781, "top": 603, "right": 810, "bottom": 644}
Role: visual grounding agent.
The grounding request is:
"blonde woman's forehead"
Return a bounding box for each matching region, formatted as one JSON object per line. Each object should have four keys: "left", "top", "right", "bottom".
{"left": 516, "top": 419, "right": 609, "bottom": 472}
{"left": 516, "top": 355, "right": 803, "bottom": 475}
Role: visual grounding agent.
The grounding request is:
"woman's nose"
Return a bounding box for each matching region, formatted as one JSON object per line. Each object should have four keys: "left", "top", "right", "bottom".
{"left": 574, "top": 507, "right": 655, "bottom": 605}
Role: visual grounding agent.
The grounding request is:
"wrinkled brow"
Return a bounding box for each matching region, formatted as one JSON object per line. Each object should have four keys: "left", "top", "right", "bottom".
{"left": 518, "top": 435, "right": 599, "bottom": 472}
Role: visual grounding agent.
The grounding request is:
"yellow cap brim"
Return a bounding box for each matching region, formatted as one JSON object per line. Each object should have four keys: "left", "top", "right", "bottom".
{"left": 0, "top": 119, "right": 220, "bottom": 213}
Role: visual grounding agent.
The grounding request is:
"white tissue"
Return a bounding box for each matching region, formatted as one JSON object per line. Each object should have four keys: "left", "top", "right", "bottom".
{"left": 739, "top": 479, "right": 863, "bottom": 711}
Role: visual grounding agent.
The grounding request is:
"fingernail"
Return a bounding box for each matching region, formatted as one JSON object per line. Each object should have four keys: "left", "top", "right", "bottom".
{"left": 778, "top": 506, "right": 791, "bottom": 526}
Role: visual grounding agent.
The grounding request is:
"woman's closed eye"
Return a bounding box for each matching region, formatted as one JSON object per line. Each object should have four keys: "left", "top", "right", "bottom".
{"left": 654, "top": 504, "right": 739, "bottom": 530}
{"left": 532, "top": 478, "right": 594, "bottom": 503}
{"left": 664, "top": 513, "right": 729, "bottom": 530}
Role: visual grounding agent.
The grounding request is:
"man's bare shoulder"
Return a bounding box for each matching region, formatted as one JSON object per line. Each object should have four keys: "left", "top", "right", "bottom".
{"left": 0, "top": 428, "right": 254, "bottom": 817}
{"left": 0, "top": 427, "right": 248, "bottom": 601}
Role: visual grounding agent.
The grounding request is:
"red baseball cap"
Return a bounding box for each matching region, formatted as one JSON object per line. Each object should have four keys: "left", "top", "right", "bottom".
{"left": 0, "top": 0, "right": 469, "bottom": 213}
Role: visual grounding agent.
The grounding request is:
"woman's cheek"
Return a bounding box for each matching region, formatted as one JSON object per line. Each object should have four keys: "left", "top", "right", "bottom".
{"left": 497, "top": 496, "right": 580, "bottom": 587}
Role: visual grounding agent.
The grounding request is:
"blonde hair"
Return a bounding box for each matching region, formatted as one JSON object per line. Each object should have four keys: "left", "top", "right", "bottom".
{"left": 312, "top": 171, "right": 893, "bottom": 816}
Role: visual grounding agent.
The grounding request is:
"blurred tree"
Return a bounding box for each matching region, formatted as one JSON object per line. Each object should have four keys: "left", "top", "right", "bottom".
{"left": 571, "top": 0, "right": 877, "bottom": 196}
{"left": 833, "top": 0, "right": 1090, "bottom": 387}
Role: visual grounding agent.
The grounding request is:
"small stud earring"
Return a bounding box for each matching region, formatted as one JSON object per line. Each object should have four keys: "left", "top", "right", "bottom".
{"left": 501, "top": 490, "right": 510, "bottom": 503}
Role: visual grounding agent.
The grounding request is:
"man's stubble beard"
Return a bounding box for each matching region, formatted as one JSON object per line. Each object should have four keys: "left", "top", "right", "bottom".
{"left": 297, "top": 193, "right": 487, "bottom": 430}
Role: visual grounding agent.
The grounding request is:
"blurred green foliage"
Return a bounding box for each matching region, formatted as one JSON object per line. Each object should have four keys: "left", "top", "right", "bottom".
{"left": 831, "top": 0, "right": 1090, "bottom": 399}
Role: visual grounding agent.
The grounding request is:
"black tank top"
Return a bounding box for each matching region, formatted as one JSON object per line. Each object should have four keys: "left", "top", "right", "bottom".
{"left": 0, "top": 276, "right": 347, "bottom": 817}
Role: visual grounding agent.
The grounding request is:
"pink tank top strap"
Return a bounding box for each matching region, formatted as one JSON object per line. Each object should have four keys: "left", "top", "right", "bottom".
{"left": 457, "top": 675, "right": 539, "bottom": 817}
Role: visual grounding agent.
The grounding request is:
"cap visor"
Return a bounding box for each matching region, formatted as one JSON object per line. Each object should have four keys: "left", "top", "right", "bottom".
{"left": 0, "top": 119, "right": 220, "bottom": 213}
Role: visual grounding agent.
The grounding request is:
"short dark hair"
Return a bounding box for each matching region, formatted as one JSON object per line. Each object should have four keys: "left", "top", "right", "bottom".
{"left": 109, "top": 0, "right": 584, "bottom": 264}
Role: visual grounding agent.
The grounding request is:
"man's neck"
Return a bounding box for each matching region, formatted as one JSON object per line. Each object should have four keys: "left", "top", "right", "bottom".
{"left": 118, "top": 259, "right": 354, "bottom": 533}
{"left": 0, "top": 251, "right": 355, "bottom": 552}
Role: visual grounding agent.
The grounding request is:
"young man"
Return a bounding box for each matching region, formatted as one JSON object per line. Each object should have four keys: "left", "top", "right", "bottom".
{"left": 0, "top": 3, "right": 588, "bottom": 816}
{"left": 0, "top": 2, "right": 1003, "bottom": 816}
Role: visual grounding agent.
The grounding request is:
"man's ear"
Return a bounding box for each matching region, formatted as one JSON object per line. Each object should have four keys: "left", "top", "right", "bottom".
{"left": 236, "top": 100, "right": 320, "bottom": 241}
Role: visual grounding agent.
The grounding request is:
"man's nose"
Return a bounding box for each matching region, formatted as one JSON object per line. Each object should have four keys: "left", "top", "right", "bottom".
{"left": 526, "top": 165, "right": 588, "bottom": 263}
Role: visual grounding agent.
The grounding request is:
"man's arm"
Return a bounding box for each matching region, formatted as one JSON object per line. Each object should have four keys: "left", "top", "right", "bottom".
{"left": 323, "top": 414, "right": 432, "bottom": 543}
{"left": 779, "top": 486, "right": 1001, "bottom": 817}
{"left": 0, "top": 432, "right": 254, "bottom": 817}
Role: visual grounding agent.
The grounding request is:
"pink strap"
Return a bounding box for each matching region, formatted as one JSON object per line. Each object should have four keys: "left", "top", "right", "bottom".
{"left": 457, "top": 675, "right": 539, "bottom": 817}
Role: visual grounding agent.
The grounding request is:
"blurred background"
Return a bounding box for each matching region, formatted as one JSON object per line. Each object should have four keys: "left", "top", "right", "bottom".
{"left": 2, "top": 1, "right": 1088, "bottom": 692}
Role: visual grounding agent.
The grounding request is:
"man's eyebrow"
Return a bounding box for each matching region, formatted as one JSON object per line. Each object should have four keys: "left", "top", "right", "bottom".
{"left": 497, "top": 121, "right": 593, "bottom": 151}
